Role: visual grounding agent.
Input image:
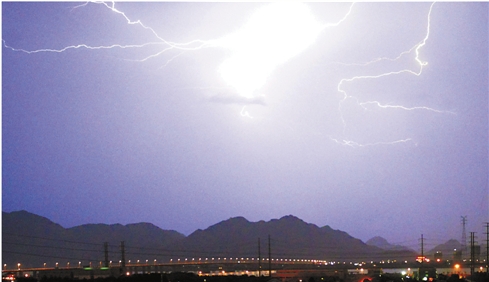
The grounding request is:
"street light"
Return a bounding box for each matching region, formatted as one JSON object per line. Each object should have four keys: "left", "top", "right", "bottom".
{"left": 454, "top": 264, "right": 460, "bottom": 275}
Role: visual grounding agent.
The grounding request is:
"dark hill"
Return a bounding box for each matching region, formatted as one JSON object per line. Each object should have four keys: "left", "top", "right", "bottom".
{"left": 2, "top": 211, "right": 184, "bottom": 268}
{"left": 3, "top": 210, "right": 70, "bottom": 269}
{"left": 68, "top": 222, "right": 184, "bottom": 248}
{"left": 3, "top": 211, "right": 418, "bottom": 269}
{"left": 182, "top": 215, "right": 382, "bottom": 260}
{"left": 426, "top": 239, "right": 462, "bottom": 259}
{"left": 366, "top": 236, "right": 414, "bottom": 252}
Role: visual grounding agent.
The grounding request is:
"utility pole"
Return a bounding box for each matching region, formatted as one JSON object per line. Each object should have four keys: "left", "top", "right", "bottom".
{"left": 421, "top": 234, "right": 424, "bottom": 265}
{"left": 470, "top": 232, "right": 475, "bottom": 277}
{"left": 258, "top": 238, "right": 261, "bottom": 277}
{"left": 268, "top": 234, "right": 272, "bottom": 277}
{"left": 121, "top": 241, "right": 126, "bottom": 273}
{"left": 485, "top": 222, "right": 489, "bottom": 274}
{"left": 104, "top": 242, "right": 109, "bottom": 267}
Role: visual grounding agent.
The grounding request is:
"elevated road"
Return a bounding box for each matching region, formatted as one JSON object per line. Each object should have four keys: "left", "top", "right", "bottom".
{"left": 3, "top": 259, "right": 485, "bottom": 280}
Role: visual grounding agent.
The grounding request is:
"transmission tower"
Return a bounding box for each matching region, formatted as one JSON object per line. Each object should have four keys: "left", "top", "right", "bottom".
{"left": 461, "top": 216, "right": 468, "bottom": 254}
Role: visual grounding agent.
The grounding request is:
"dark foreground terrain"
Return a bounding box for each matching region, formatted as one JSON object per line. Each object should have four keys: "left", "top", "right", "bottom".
{"left": 10, "top": 272, "right": 489, "bottom": 282}
{"left": 12, "top": 272, "right": 340, "bottom": 282}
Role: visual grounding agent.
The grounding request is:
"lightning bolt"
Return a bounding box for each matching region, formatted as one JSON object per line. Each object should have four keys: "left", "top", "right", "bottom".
{"left": 3, "top": 2, "right": 452, "bottom": 147}
{"left": 333, "top": 2, "right": 455, "bottom": 147}
{"left": 358, "top": 101, "right": 456, "bottom": 114}
{"left": 2, "top": 1, "right": 218, "bottom": 63}
{"left": 3, "top": 2, "right": 355, "bottom": 96}
{"left": 329, "top": 137, "right": 415, "bottom": 148}
{"left": 240, "top": 106, "right": 253, "bottom": 119}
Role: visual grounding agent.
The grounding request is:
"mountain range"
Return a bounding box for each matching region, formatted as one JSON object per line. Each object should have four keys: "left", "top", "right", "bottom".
{"left": 366, "top": 236, "right": 415, "bottom": 252}
{"left": 3, "top": 210, "right": 427, "bottom": 268}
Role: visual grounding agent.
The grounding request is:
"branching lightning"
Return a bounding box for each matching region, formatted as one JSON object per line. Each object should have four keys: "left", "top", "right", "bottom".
{"left": 358, "top": 101, "right": 455, "bottom": 114}
{"left": 3, "top": 2, "right": 453, "bottom": 148}
{"left": 240, "top": 106, "right": 253, "bottom": 119}
{"left": 2, "top": 2, "right": 353, "bottom": 90}
{"left": 329, "top": 137, "right": 414, "bottom": 148}
{"left": 332, "top": 2, "right": 455, "bottom": 147}
{"left": 3, "top": 1, "right": 217, "bottom": 62}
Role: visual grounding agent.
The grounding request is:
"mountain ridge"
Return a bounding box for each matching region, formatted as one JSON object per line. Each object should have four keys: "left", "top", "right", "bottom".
{"left": 3, "top": 210, "right": 418, "bottom": 268}
{"left": 366, "top": 236, "right": 415, "bottom": 252}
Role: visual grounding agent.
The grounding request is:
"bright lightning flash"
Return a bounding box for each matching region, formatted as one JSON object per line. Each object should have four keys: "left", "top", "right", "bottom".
{"left": 216, "top": 2, "right": 324, "bottom": 99}
{"left": 3, "top": 2, "right": 453, "bottom": 147}
{"left": 2, "top": 2, "right": 351, "bottom": 99}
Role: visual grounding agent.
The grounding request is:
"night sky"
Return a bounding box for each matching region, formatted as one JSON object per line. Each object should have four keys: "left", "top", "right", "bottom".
{"left": 2, "top": 2, "right": 488, "bottom": 251}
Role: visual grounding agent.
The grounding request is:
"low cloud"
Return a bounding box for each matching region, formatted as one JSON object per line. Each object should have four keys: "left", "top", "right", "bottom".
{"left": 208, "top": 93, "right": 266, "bottom": 106}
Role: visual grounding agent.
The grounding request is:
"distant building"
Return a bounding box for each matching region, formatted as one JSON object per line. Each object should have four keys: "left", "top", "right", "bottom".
{"left": 418, "top": 266, "right": 436, "bottom": 281}
{"left": 453, "top": 249, "right": 462, "bottom": 262}
{"left": 434, "top": 251, "right": 442, "bottom": 262}
{"left": 471, "top": 245, "right": 481, "bottom": 262}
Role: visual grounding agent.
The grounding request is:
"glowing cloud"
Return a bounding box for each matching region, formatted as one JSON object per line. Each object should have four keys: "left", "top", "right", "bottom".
{"left": 3, "top": 2, "right": 454, "bottom": 147}
{"left": 216, "top": 2, "right": 324, "bottom": 98}
{"left": 2, "top": 2, "right": 347, "bottom": 101}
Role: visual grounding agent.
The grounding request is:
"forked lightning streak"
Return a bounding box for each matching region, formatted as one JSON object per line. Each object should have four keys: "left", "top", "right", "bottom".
{"left": 333, "top": 2, "right": 455, "bottom": 147}
{"left": 3, "top": 2, "right": 452, "bottom": 148}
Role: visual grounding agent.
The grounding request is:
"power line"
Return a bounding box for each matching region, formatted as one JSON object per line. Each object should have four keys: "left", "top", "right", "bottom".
{"left": 2, "top": 241, "right": 100, "bottom": 253}
{"left": 2, "top": 250, "right": 100, "bottom": 262}
{"left": 2, "top": 232, "right": 103, "bottom": 246}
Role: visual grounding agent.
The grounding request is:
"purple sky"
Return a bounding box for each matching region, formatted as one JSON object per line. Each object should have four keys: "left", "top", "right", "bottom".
{"left": 2, "top": 2, "right": 488, "bottom": 252}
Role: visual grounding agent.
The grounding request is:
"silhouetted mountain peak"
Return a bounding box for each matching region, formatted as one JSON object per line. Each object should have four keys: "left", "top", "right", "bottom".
{"left": 3, "top": 210, "right": 65, "bottom": 232}
{"left": 3, "top": 211, "right": 411, "bottom": 268}
{"left": 278, "top": 215, "right": 308, "bottom": 224}
{"left": 366, "top": 236, "right": 415, "bottom": 252}
{"left": 279, "top": 214, "right": 300, "bottom": 221}
{"left": 226, "top": 216, "right": 250, "bottom": 224}
{"left": 366, "top": 236, "right": 390, "bottom": 248}
{"left": 126, "top": 222, "right": 165, "bottom": 231}
{"left": 445, "top": 239, "right": 461, "bottom": 245}
{"left": 4, "top": 210, "right": 55, "bottom": 223}
{"left": 428, "top": 239, "right": 462, "bottom": 255}
{"left": 206, "top": 216, "right": 250, "bottom": 230}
